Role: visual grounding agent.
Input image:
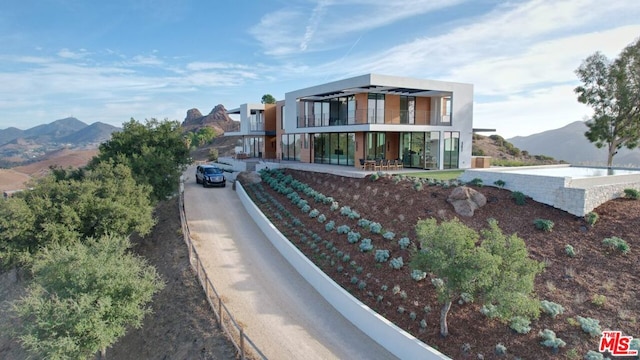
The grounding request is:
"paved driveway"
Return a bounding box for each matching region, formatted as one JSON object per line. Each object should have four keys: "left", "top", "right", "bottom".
{"left": 183, "top": 167, "right": 396, "bottom": 360}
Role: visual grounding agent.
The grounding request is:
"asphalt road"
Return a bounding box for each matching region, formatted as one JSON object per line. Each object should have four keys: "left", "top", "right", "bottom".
{"left": 182, "top": 167, "right": 397, "bottom": 360}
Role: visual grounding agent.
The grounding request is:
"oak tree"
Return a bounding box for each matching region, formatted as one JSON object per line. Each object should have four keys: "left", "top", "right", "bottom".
{"left": 575, "top": 38, "right": 640, "bottom": 167}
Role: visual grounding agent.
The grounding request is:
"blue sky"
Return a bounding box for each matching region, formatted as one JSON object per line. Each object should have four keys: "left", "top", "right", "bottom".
{"left": 0, "top": 0, "right": 639, "bottom": 138}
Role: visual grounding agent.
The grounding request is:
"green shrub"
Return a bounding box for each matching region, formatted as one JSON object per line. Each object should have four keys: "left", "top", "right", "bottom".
{"left": 480, "top": 304, "right": 500, "bottom": 319}
{"left": 382, "top": 231, "right": 395, "bottom": 240}
{"left": 340, "top": 206, "right": 352, "bottom": 216}
{"left": 336, "top": 225, "right": 351, "bottom": 234}
{"left": 565, "top": 244, "right": 576, "bottom": 257}
{"left": 389, "top": 257, "right": 404, "bottom": 269}
{"left": 342, "top": 254, "right": 351, "bottom": 262}
{"left": 458, "top": 292, "right": 473, "bottom": 304}
{"left": 359, "top": 238, "right": 373, "bottom": 252}
{"left": 584, "top": 350, "right": 605, "bottom": 360}
{"left": 584, "top": 212, "right": 599, "bottom": 226}
{"left": 374, "top": 249, "right": 390, "bottom": 263}
{"left": 533, "top": 218, "right": 554, "bottom": 232}
{"left": 413, "top": 181, "right": 423, "bottom": 191}
{"left": 357, "top": 218, "right": 371, "bottom": 228}
{"left": 602, "top": 236, "right": 630, "bottom": 254}
{"left": 397, "top": 306, "right": 405, "bottom": 314}
{"left": 469, "top": 178, "right": 484, "bottom": 187}
{"left": 350, "top": 276, "right": 359, "bottom": 284}
{"left": 624, "top": 188, "right": 639, "bottom": 199}
{"left": 358, "top": 280, "right": 367, "bottom": 290}
{"left": 512, "top": 191, "right": 526, "bottom": 205}
{"left": 540, "top": 300, "right": 564, "bottom": 318}
{"left": 369, "top": 222, "right": 382, "bottom": 234}
{"left": 325, "top": 220, "right": 335, "bottom": 232}
{"left": 317, "top": 214, "right": 326, "bottom": 223}
{"left": 369, "top": 173, "right": 380, "bottom": 182}
{"left": 576, "top": 316, "right": 601, "bottom": 336}
{"left": 301, "top": 204, "right": 311, "bottom": 213}
{"left": 495, "top": 343, "right": 507, "bottom": 355}
{"left": 330, "top": 201, "right": 339, "bottom": 211}
{"left": 347, "top": 231, "right": 361, "bottom": 244}
{"left": 411, "top": 269, "right": 427, "bottom": 281}
{"left": 398, "top": 237, "right": 410, "bottom": 249}
{"left": 510, "top": 316, "right": 532, "bottom": 334}
{"left": 591, "top": 294, "right": 606, "bottom": 307}
{"left": 308, "top": 209, "right": 320, "bottom": 218}
{"left": 419, "top": 319, "right": 427, "bottom": 329}
{"left": 538, "top": 329, "right": 566, "bottom": 350}
{"left": 493, "top": 179, "right": 506, "bottom": 188}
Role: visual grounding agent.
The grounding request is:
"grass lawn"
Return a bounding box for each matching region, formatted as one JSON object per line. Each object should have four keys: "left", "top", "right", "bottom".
{"left": 406, "top": 169, "right": 464, "bottom": 180}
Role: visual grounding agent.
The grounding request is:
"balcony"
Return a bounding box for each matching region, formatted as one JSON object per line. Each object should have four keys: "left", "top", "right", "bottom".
{"left": 296, "top": 109, "right": 451, "bottom": 128}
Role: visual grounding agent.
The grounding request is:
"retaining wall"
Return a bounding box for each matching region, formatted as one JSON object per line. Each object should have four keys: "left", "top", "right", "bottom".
{"left": 236, "top": 182, "right": 449, "bottom": 360}
{"left": 460, "top": 166, "right": 640, "bottom": 216}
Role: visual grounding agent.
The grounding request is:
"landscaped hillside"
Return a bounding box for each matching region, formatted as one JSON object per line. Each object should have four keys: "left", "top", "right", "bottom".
{"left": 242, "top": 169, "right": 639, "bottom": 359}
{"left": 472, "top": 133, "right": 562, "bottom": 166}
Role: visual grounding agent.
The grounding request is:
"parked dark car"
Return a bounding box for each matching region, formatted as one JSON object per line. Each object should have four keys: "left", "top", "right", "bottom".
{"left": 196, "top": 165, "right": 226, "bottom": 188}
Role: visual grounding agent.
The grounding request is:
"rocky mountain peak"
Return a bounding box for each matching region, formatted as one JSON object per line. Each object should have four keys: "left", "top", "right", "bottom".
{"left": 181, "top": 104, "right": 239, "bottom": 133}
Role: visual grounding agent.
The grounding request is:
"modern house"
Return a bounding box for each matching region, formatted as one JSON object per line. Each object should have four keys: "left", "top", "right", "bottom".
{"left": 228, "top": 73, "right": 474, "bottom": 170}
{"left": 225, "top": 103, "right": 278, "bottom": 159}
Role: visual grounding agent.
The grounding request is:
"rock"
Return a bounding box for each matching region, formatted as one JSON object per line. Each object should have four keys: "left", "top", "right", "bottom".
{"left": 447, "top": 186, "right": 487, "bottom": 217}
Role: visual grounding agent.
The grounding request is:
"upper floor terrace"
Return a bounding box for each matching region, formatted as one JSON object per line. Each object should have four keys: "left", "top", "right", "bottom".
{"left": 284, "top": 74, "right": 472, "bottom": 134}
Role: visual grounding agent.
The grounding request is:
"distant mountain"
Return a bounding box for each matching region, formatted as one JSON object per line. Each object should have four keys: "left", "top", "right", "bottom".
{"left": 508, "top": 121, "right": 640, "bottom": 167}
{"left": 0, "top": 118, "right": 119, "bottom": 146}
{"left": 0, "top": 118, "right": 121, "bottom": 167}
{"left": 22, "top": 117, "right": 88, "bottom": 139}
{"left": 59, "top": 122, "right": 120, "bottom": 144}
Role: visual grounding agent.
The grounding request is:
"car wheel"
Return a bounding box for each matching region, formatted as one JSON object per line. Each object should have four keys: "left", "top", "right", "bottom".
{"left": 202, "top": 181, "right": 207, "bottom": 188}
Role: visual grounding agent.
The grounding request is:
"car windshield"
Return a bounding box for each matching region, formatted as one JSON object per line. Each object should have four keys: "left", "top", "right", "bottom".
{"left": 204, "top": 167, "right": 222, "bottom": 174}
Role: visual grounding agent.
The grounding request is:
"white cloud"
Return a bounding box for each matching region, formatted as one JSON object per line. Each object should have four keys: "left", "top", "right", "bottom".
{"left": 249, "top": 0, "right": 464, "bottom": 56}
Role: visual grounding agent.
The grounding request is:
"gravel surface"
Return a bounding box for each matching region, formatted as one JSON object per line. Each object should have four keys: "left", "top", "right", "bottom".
{"left": 183, "top": 166, "right": 396, "bottom": 360}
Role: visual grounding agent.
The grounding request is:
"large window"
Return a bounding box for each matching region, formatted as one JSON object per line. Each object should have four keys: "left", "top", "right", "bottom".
{"left": 443, "top": 131, "right": 459, "bottom": 169}
{"left": 313, "top": 133, "right": 355, "bottom": 166}
{"left": 441, "top": 96, "right": 452, "bottom": 124}
{"left": 298, "top": 97, "right": 356, "bottom": 127}
{"left": 281, "top": 134, "right": 301, "bottom": 161}
{"left": 365, "top": 132, "right": 386, "bottom": 160}
{"left": 367, "top": 94, "right": 385, "bottom": 124}
{"left": 400, "top": 96, "right": 415, "bottom": 124}
{"left": 244, "top": 136, "right": 264, "bottom": 158}
{"left": 399, "top": 132, "right": 440, "bottom": 169}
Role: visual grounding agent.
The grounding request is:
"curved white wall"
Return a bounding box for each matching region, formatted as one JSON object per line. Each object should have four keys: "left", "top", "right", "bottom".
{"left": 236, "top": 182, "right": 449, "bottom": 360}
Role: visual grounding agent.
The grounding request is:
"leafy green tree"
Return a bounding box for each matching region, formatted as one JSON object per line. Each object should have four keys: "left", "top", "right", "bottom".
{"left": 411, "top": 218, "right": 542, "bottom": 337}
{"left": 0, "top": 162, "right": 154, "bottom": 268}
{"left": 261, "top": 94, "right": 276, "bottom": 104}
{"left": 91, "top": 118, "right": 191, "bottom": 202}
{"left": 411, "top": 218, "right": 496, "bottom": 337}
{"left": 185, "top": 126, "right": 218, "bottom": 149}
{"left": 479, "top": 219, "right": 543, "bottom": 320}
{"left": 575, "top": 38, "right": 640, "bottom": 167}
{"left": 11, "top": 234, "right": 164, "bottom": 360}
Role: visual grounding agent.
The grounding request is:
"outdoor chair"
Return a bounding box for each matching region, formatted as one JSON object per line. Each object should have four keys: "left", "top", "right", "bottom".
{"left": 359, "top": 158, "right": 366, "bottom": 170}
{"left": 381, "top": 159, "right": 389, "bottom": 171}
{"left": 394, "top": 159, "right": 403, "bottom": 170}
{"left": 373, "top": 159, "right": 382, "bottom": 171}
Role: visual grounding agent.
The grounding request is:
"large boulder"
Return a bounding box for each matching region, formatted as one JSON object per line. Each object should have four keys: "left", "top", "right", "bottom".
{"left": 447, "top": 186, "right": 487, "bottom": 217}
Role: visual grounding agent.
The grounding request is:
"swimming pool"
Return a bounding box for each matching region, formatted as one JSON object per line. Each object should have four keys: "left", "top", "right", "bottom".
{"left": 459, "top": 165, "right": 640, "bottom": 216}
{"left": 501, "top": 166, "right": 639, "bottom": 178}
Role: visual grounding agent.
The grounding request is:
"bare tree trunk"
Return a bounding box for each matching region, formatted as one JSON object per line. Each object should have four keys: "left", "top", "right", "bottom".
{"left": 607, "top": 146, "right": 615, "bottom": 168}
{"left": 100, "top": 348, "right": 106, "bottom": 360}
{"left": 439, "top": 301, "right": 452, "bottom": 337}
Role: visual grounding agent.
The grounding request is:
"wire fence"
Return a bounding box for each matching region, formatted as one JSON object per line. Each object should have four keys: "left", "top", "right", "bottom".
{"left": 178, "top": 189, "right": 267, "bottom": 360}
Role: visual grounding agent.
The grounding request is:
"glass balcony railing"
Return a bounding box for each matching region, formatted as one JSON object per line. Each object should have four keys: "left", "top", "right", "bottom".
{"left": 296, "top": 109, "right": 452, "bottom": 128}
